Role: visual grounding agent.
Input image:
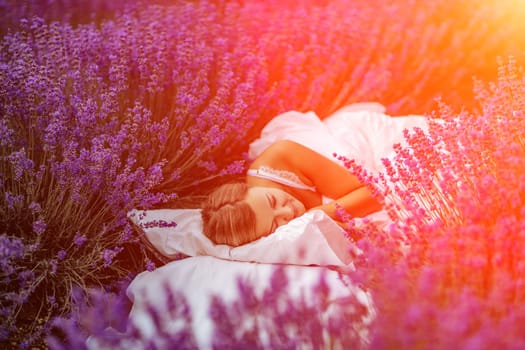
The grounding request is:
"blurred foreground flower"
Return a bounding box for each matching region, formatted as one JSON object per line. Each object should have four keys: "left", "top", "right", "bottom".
{"left": 343, "top": 56, "right": 525, "bottom": 349}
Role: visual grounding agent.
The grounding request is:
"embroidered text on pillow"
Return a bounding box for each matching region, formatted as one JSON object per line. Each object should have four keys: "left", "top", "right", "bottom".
{"left": 247, "top": 165, "right": 316, "bottom": 192}
{"left": 140, "top": 219, "right": 178, "bottom": 229}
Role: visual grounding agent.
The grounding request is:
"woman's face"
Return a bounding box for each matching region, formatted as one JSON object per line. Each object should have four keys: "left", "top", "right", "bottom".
{"left": 244, "top": 186, "right": 306, "bottom": 239}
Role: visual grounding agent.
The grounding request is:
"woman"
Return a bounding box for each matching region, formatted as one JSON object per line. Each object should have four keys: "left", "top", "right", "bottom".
{"left": 201, "top": 139, "right": 382, "bottom": 246}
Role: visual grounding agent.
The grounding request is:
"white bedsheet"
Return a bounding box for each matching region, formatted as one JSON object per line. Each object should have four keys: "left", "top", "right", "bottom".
{"left": 122, "top": 256, "right": 375, "bottom": 349}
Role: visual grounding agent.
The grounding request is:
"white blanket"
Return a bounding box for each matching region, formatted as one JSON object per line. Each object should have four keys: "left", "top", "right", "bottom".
{"left": 122, "top": 256, "right": 375, "bottom": 349}
{"left": 249, "top": 102, "right": 426, "bottom": 174}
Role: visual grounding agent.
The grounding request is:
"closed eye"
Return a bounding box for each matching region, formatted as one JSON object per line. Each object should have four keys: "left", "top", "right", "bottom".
{"left": 266, "top": 195, "right": 277, "bottom": 233}
{"left": 268, "top": 194, "right": 276, "bottom": 208}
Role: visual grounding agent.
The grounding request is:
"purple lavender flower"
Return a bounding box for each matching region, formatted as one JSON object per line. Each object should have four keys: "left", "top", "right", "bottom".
{"left": 0, "top": 235, "right": 26, "bottom": 260}
{"left": 49, "top": 282, "right": 198, "bottom": 349}
{"left": 0, "top": 118, "right": 15, "bottom": 147}
{"left": 73, "top": 232, "right": 88, "bottom": 247}
{"left": 6, "top": 148, "right": 34, "bottom": 180}
{"left": 28, "top": 201, "right": 42, "bottom": 213}
{"left": 144, "top": 259, "right": 155, "bottom": 272}
{"left": 32, "top": 218, "right": 47, "bottom": 235}
{"left": 57, "top": 250, "right": 67, "bottom": 260}
{"left": 102, "top": 246, "right": 124, "bottom": 267}
{"left": 4, "top": 191, "right": 24, "bottom": 211}
{"left": 49, "top": 259, "right": 58, "bottom": 275}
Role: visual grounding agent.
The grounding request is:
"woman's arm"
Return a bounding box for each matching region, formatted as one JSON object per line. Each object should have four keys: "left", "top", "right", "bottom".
{"left": 265, "top": 140, "right": 382, "bottom": 219}
{"left": 309, "top": 187, "right": 381, "bottom": 219}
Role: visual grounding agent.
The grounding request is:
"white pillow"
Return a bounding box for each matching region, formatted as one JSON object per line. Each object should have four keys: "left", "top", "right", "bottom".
{"left": 128, "top": 209, "right": 364, "bottom": 267}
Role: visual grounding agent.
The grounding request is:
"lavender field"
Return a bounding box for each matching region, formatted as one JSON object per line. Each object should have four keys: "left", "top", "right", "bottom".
{"left": 1, "top": 0, "right": 525, "bottom": 348}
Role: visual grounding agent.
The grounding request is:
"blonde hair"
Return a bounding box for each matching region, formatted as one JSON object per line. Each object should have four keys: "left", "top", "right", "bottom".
{"left": 201, "top": 182, "right": 258, "bottom": 246}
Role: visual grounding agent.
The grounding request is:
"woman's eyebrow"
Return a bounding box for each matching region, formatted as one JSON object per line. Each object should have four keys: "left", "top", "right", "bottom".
{"left": 266, "top": 193, "right": 274, "bottom": 208}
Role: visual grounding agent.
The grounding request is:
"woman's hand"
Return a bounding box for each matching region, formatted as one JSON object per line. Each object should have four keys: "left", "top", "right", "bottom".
{"left": 309, "top": 188, "right": 382, "bottom": 220}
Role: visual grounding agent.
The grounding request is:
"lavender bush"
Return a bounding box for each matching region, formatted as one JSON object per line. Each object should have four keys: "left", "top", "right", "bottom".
{"left": 0, "top": 16, "right": 173, "bottom": 348}
{"left": 0, "top": 0, "right": 151, "bottom": 37}
{"left": 1, "top": 0, "right": 525, "bottom": 348}
{"left": 342, "top": 56, "right": 525, "bottom": 348}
